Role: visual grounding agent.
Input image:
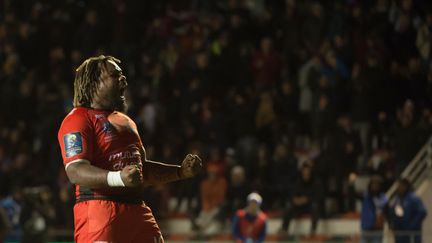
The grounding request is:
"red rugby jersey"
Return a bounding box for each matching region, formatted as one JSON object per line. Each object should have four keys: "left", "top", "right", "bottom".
{"left": 58, "top": 107, "right": 143, "bottom": 202}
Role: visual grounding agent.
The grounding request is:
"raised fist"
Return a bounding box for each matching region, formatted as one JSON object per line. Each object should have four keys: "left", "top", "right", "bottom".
{"left": 120, "top": 164, "right": 143, "bottom": 187}
{"left": 179, "top": 154, "right": 202, "bottom": 178}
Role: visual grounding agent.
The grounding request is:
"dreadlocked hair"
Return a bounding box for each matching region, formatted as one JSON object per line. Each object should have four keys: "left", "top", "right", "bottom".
{"left": 73, "top": 55, "right": 121, "bottom": 107}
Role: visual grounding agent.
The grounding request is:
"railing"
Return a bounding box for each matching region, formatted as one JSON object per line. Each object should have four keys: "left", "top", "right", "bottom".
{"left": 385, "top": 136, "right": 432, "bottom": 202}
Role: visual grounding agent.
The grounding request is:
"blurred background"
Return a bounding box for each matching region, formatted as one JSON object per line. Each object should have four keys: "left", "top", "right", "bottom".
{"left": 1, "top": 0, "right": 432, "bottom": 242}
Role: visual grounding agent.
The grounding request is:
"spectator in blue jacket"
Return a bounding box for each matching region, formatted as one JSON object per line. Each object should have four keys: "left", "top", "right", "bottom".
{"left": 0, "top": 188, "right": 23, "bottom": 242}
{"left": 361, "top": 176, "right": 388, "bottom": 243}
{"left": 389, "top": 178, "right": 427, "bottom": 243}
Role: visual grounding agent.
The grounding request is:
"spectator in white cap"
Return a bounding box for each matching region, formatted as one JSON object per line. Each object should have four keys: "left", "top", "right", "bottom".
{"left": 231, "top": 192, "right": 267, "bottom": 243}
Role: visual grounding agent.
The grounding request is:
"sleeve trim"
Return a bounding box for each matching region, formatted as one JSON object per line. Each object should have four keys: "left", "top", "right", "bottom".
{"left": 65, "top": 159, "right": 91, "bottom": 171}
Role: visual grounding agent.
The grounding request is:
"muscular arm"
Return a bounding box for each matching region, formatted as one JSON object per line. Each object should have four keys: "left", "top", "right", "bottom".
{"left": 141, "top": 160, "right": 182, "bottom": 187}
{"left": 140, "top": 146, "right": 202, "bottom": 187}
{"left": 65, "top": 161, "right": 109, "bottom": 188}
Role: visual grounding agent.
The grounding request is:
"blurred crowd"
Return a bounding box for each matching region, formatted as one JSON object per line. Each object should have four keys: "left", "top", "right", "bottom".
{"left": 1, "top": 0, "right": 432, "bottom": 241}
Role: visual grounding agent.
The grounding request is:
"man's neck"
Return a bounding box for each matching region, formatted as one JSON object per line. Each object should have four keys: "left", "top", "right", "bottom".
{"left": 90, "top": 102, "right": 113, "bottom": 111}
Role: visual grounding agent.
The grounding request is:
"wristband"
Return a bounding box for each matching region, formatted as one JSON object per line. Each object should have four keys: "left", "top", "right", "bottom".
{"left": 107, "top": 171, "right": 125, "bottom": 187}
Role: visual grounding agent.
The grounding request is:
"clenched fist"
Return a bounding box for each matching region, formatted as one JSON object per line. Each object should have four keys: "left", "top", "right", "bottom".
{"left": 179, "top": 154, "right": 202, "bottom": 178}
{"left": 120, "top": 164, "right": 143, "bottom": 187}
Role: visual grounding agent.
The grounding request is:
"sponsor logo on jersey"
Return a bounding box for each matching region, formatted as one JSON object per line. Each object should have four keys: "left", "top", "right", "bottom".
{"left": 109, "top": 145, "right": 141, "bottom": 161}
{"left": 110, "top": 144, "right": 142, "bottom": 170}
{"left": 64, "top": 132, "right": 83, "bottom": 157}
{"left": 112, "top": 160, "right": 142, "bottom": 170}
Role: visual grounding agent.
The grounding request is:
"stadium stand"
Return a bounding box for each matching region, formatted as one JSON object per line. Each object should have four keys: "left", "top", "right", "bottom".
{"left": 1, "top": 0, "right": 432, "bottom": 242}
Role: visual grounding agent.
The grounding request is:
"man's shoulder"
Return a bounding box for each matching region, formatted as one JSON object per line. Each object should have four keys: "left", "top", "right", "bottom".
{"left": 113, "top": 111, "right": 133, "bottom": 120}
{"left": 59, "top": 107, "right": 92, "bottom": 132}
{"left": 63, "top": 107, "right": 90, "bottom": 121}
{"left": 110, "top": 111, "right": 137, "bottom": 129}
{"left": 406, "top": 192, "right": 422, "bottom": 202}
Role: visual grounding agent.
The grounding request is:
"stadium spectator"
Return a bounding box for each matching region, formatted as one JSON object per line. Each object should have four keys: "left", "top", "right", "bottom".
{"left": 310, "top": 93, "right": 334, "bottom": 144}
{"left": 416, "top": 10, "right": 432, "bottom": 61}
{"left": 323, "top": 115, "right": 361, "bottom": 213}
{"left": 388, "top": 178, "right": 427, "bottom": 243}
{"left": 255, "top": 91, "right": 276, "bottom": 145}
{"left": 20, "top": 187, "right": 56, "bottom": 243}
{"left": 232, "top": 192, "right": 267, "bottom": 243}
{"left": 360, "top": 176, "right": 388, "bottom": 243}
{"left": 370, "top": 111, "right": 392, "bottom": 150}
{"left": 279, "top": 162, "right": 323, "bottom": 236}
{"left": 193, "top": 163, "right": 227, "bottom": 238}
{"left": 393, "top": 100, "right": 423, "bottom": 174}
{"left": 301, "top": 2, "right": 325, "bottom": 52}
{"left": 266, "top": 143, "right": 298, "bottom": 208}
{"left": 350, "top": 57, "right": 382, "bottom": 156}
{"left": 228, "top": 93, "right": 258, "bottom": 164}
{"left": 275, "top": 80, "right": 299, "bottom": 143}
{"left": 224, "top": 165, "right": 251, "bottom": 220}
{"left": 250, "top": 37, "right": 282, "bottom": 89}
{"left": 365, "top": 150, "right": 394, "bottom": 190}
{"left": 249, "top": 145, "right": 271, "bottom": 205}
{"left": 297, "top": 54, "right": 320, "bottom": 139}
{"left": 56, "top": 185, "right": 74, "bottom": 231}
{"left": 0, "top": 187, "right": 23, "bottom": 242}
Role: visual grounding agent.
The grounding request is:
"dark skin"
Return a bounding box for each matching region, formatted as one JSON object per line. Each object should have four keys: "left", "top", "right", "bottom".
{"left": 66, "top": 60, "right": 202, "bottom": 188}
{"left": 396, "top": 182, "right": 409, "bottom": 197}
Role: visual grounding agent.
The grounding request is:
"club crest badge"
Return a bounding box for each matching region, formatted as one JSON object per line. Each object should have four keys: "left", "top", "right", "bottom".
{"left": 64, "top": 132, "right": 83, "bottom": 157}
{"left": 103, "top": 122, "right": 113, "bottom": 134}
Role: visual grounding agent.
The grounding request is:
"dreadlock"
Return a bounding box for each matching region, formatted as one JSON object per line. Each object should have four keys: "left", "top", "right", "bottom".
{"left": 73, "top": 55, "right": 121, "bottom": 107}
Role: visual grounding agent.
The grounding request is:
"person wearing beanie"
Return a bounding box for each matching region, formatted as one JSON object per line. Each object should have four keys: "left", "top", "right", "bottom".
{"left": 231, "top": 192, "right": 267, "bottom": 243}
